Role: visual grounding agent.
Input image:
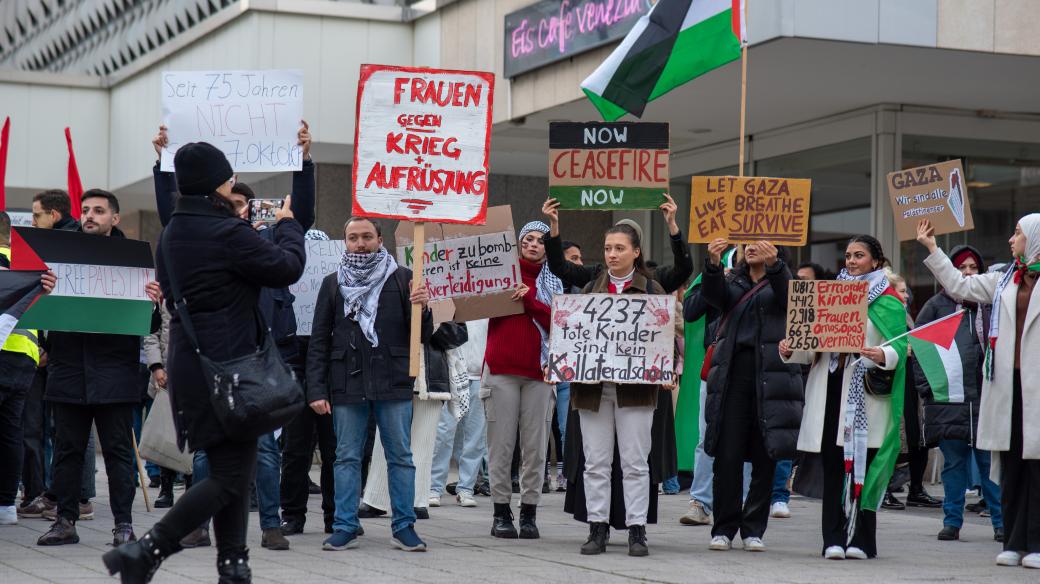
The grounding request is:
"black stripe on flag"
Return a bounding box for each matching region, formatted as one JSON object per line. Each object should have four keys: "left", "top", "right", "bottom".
{"left": 13, "top": 227, "right": 154, "bottom": 268}
{"left": 601, "top": 0, "right": 693, "bottom": 118}
{"left": 549, "top": 122, "right": 670, "bottom": 149}
{"left": 0, "top": 271, "right": 44, "bottom": 314}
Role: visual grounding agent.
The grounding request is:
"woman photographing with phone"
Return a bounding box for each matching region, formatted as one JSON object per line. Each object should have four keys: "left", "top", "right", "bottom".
{"left": 779, "top": 235, "right": 908, "bottom": 560}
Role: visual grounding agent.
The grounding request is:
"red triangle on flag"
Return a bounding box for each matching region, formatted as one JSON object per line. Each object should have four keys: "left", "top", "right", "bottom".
{"left": 10, "top": 228, "right": 49, "bottom": 272}
{"left": 909, "top": 311, "right": 963, "bottom": 350}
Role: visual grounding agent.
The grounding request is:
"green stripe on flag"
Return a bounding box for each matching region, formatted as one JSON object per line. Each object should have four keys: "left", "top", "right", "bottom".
{"left": 582, "top": 88, "right": 630, "bottom": 123}
{"left": 910, "top": 336, "right": 949, "bottom": 402}
{"left": 647, "top": 10, "right": 742, "bottom": 102}
{"left": 19, "top": 296, "right": 153, "bottom": 336}
{"left": 549, "top": 186, "right": 667, "bottom": 210}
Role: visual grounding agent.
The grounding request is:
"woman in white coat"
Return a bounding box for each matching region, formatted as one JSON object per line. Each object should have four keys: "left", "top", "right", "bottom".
{"left": 779, "top": 235, "right": 909, "bottom": 560}
{"left": 916, "top": 214, "right": 1040, "bottom": 569}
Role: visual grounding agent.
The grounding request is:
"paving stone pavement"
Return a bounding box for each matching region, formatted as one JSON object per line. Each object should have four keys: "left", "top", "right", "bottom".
{"left": 0, "top": 463, "right": 1034, "bottom": 583}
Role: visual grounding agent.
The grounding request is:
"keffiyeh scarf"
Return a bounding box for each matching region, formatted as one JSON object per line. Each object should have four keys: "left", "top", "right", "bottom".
{"left": 518, "top": 221, "right": 564, "bottom": 364}
{"left": 985, "top": 213, "right": 1040, "bottom": 380}
{"left": 337, "top": 247, "right": 398, "bottom": 347}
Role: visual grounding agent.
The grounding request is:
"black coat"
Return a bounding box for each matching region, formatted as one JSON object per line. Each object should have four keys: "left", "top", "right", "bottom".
{"left": 44, "top": 227, "right": 148, "bottom": 406}
{"left": 306, "top": 267, "right": 433, "bottom": 405}
{"left": 913, "top": 290, "right": 989, "bottom": 447}
{"left": 545, "top": 232, "right": 693, "bottom": 294}
{"left": 701, "top": 259, "right": 803, "bottom": 461}
{"left": 157, "top": 195, "right": 305, "bottom": 450}
{"left": 425, "top": 323, "right": 468, "bottom": 393}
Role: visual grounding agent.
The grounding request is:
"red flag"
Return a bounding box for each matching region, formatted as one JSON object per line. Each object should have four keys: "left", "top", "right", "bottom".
{"left": 909, "top": 310, "right": 963, "bottom": 350}
{"left": 0, "top": 117, "right": 10, "bottom": 211}
{"left": 65, "top": 127, "right": 83, "bottom": 220}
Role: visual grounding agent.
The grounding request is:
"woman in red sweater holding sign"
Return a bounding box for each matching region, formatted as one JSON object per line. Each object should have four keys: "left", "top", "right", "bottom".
{"left": 484, "top": 221, "right": 560, "bottom": 541}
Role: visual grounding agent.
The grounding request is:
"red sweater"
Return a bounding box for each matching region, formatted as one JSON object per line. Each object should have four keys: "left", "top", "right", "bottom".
{"left": 484, "top": 258, "right": 552, "bottom": 380}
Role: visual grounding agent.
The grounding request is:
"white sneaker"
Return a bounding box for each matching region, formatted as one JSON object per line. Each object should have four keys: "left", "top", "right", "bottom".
{"left": 824, "top": 546, "right": 845, "bottom": 560}
{"left": 769, "top": 502, "right": 791, "bottom": 518}
{"left": 996, "top": 550, "right": 1023, "bottom": 566}
{"left": 1022, "top": 553, "right": 1040, "bottom": 569}
{"left": 709, "top": 535, "right": 732, "bottom": 551}
{"left": 456, "top": 492, "right": 477, "bottom": 507}
{"left": 428, "top": 496, "right": 441, "bottom": 508}
{"left": 679, "top": 500, "right": 712, "bottom": 526}
{"left": 0, "top": 506, "right": 16, "bottom": 526}
{"left": 845, "top": 546, "right": 868, "bottom": 560}
{"left": 743, "top": 537, "right": 766, "bottom": 552}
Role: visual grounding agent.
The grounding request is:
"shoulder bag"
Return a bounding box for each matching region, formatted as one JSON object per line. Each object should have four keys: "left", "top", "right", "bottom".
{"left": 700, "top": 278, "right": 769, "bottom": 381}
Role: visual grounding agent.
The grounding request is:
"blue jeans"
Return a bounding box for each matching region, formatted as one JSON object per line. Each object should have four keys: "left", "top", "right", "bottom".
{"left": 772, "top": 460, "right": 793, "bottom": 504}
{"left": 430, "top": 380, "right": 487, "bottom": 496}
{"left": 255, "top": 432, "right": 282, "bottom": 530}
{"left": 662, "top": 476, "right": 680, "bottom": 494}
{"left": 333, "top": 400, "right": 415, "bottom": 534}
{"left": 939, "top": 439, "right": 1002, "bottom": 530}
{"left": 555, "top": 382, "right": 570, "bottom": 450}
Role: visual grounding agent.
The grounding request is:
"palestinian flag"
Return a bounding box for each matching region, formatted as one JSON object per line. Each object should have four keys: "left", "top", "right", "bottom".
{"left": 675, "top": 273, "right": 705, "bottom": 472}
{"left": 11, "top": 227, "right": 155, "bottom": 336}
{"left": 908, "top": 310, "right": 966, "bottom": 403}
{"left": 0, "top": 270, "right": 44, "bottom": 348}
{"left": 581, "top": 0, "right": 746, "bottom": 121}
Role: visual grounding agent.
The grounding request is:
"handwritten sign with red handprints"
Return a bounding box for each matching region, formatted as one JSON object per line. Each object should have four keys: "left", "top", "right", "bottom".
{"left": 548, "top": 294, "right": 675, "bottom": 385}
{"left": 352, "top": 65, "right": 495, "bottom": 225}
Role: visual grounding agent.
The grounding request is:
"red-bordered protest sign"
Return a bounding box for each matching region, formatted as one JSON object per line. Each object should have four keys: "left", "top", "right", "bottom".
{"left": 351, "top": 65, "right": 495, "bottom": 225}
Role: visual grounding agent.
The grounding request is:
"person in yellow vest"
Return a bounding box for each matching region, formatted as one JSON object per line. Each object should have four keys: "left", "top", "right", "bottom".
{"left": 0, "top": 211, "right": 55, "bottom": 526}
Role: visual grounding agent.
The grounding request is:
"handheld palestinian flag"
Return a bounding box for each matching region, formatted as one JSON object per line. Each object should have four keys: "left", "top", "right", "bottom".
{"left": 0, "top": 270, "right": 44, "bottom": 348}
{"left": 11, "top": 227, "right": 155, "bottom": 336}
{"left": 908, "top": 310, "right": 966, "bottom": 403}
{"left": 581, "top": 0, "right": 746, "bottom": 121}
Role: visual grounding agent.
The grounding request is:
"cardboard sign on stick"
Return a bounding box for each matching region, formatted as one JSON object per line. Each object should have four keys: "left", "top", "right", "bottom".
{"left": 785, "top": 280, "right": 868, "bottom": 353}
{"left": 689, "top": 176, "right": 812, "bottom": 245}
{"left": 547, "top": 294, "right": 675, "bottom": 385}
{"left": 289, "top": 240, "right": 345, "bottom": 336}
{"left": 548, "top": 122, "right": 669, "bottom": 210}
{"left": 396, "top": 205, "right": 524, "bottom": 322}
{"left": 887, "top": 160, "right": 974, "bottom": 241}
{"left": 352, "top": 65, "right": 495, "bottom": 225}
{"left": 160, "top": 69, "right": 304, "bottom": 172}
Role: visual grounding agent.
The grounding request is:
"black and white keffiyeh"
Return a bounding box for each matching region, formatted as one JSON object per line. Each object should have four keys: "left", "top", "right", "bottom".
{"left": 337, "top": 247, "right": 398, "bottom": 347}
{"left": 518, "top": 220, "right": 564, "bottom": 364}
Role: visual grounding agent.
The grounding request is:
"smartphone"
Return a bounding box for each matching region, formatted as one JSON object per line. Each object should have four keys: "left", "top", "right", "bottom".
{"left": 249, "top": 198, "right": 285, "bottom": 223}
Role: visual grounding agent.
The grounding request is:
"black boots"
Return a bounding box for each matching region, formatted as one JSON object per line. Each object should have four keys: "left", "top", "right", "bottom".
{"left": 581, "top": 522, "right": 609, "bottom": 555}
{"left": 627, "top": 525, "right": 648, "bottom": 556}
{"left": 217, "top": 548, "right": 252, "bottom": 584}
{"left": 519, "top": 503, "right": 539, "bottom": 539}
{"left": 491, "top": 503, "right": 519, "bottom": 539}
{"left": 102, "top": 529, "right": 179, "bottom": 584}
{"left": 906, "top": 487, "right": 943, "bottom": 508}
{"left": 154, "top": 471, "right": 174, "bottom": 509}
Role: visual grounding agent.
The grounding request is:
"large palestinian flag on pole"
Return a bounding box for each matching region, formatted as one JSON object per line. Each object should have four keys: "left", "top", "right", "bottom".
{"left": 11, "top": 227, "right": 155, "bottom": 336}
{"left": 581, "top": 0, "right": 746, "bottom": 121}
{"left": 908, "top": 309, "right": 966, "bottom": 403}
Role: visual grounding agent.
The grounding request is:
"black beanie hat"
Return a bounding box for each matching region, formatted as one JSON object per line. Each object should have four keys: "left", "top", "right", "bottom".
{"left": 174, "top": 142, "right": 233, "bottom": 196}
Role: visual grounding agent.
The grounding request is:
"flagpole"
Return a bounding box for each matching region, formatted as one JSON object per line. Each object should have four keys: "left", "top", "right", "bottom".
{"left": 847, "top": 308, "right": 966, "bottom": 369}
{"left": 737, "top": 0, "right": 749, "bottom": 177}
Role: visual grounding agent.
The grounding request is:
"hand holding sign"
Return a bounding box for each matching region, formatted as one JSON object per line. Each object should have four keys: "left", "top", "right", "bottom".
{"left": 707, "top": 238, "right": 728, "bottom": 266}
{"left": 512, "top": 283, "right": 530, "bottom": 301}
{"left": 916, "top": 219, "right": 938, "bottom": 254}
{"left": 298, "top": 120, "right": 311, "bottom": 161}
{"left": 660, "top": 193, "right": 679, "bottom": 235}
{"left": 41, "top": 271, "right": 57, "bottom": 294}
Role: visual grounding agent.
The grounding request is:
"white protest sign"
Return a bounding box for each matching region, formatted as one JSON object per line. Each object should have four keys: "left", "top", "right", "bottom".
{"left": 290, "top": 240, "right": 344, "bottom": 336}
{"left": 352, "top": 65, "right": 495, "bottom": 224}
{"left": 160, "top": 69, "right": 304, "bottom": 173}
{"left": 48, "top": 263, "right": 155, "bottom": 300}
{"left": 6, "top": 211, "right": 33, "bottom": 227}
{"left": 548, "top": 294, "right": 675, "bottom": 385}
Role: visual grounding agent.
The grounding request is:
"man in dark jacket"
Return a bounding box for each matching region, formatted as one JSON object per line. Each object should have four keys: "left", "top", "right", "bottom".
{"left": 914, "top": 245, "right": 1003, "bottom": 543}
{"left": 37, "top": 190, "right": 158, "bottom": 547}
{"left": 307, "top": 216, "right": 432, "bottom": 553}
{"left": 31, "top": 189, "right": 80, "bottom": 231}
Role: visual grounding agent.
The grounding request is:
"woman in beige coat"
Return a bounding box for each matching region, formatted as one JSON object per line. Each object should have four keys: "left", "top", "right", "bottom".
{"left": 916, "top": 215, "right": 1040, "bottom": 569}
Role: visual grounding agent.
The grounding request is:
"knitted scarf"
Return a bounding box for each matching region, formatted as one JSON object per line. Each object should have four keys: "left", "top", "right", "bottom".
{"left": 337, "top": 246, "right": 398, "bottom": 347}
{"left": 985, "top": 213, "right": 1040, "bottom": 380}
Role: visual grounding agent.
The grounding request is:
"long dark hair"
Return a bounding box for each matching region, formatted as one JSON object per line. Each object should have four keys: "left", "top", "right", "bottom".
{"left": 604, "top": 223, "right": 653, "bottom": 279}
{"left": 847, "top": 234, "right": 889, "bottom": 270}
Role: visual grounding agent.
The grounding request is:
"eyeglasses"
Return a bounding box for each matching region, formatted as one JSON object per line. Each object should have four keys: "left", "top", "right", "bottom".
{"left": 228, "top": 176, "right": 237, "bottom": 188}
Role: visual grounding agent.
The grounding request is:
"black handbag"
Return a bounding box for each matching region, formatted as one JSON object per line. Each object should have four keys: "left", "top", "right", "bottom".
{"left": 160, "top": 233, "right": 304, "bottom": 439}
{"left": 863, "top": 366, "right": 895, "bottom": 397}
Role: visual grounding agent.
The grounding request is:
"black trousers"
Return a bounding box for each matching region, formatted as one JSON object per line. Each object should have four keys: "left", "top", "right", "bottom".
{"left": 711, "top": 351, "right": 776, "bottom": 540}
{"left": 20, "top": 370, "right": 47, "bottom": 503}
{"left": 152, "top": 438, "right": 258, "bottom": 557}
{"left": 0, "top": 384, "right": 28, "bottom": 507}
{"left": 50, "top": 402, "right": 135, "bottom": 524}
{"left": 820, "top": 370, "right": 878, "bottom": 556}
{"left": 1002, "top": 371, "right": 1040, "bottom": 554}
{"left": 280, "top": 406, "right": 336, "bottom": 525}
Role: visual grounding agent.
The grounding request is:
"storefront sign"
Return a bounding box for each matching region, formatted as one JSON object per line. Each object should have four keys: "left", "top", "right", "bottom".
{"left": 289, "top": 240, "right": 345, "bottom": 336}
{"left": 887, "top": 160, "right": 974, "bottom": 241}
{"left": 547, "top": 293, "right": 675, "bottom": 384}
{"left": 504, "top": 0, "right": 649, "bottom": 78}
{"left": 548, "top": 121, "right": 669, "bottom": 210}
{"left": 786, "top": 280, "right": 868, "bottom": 353}
{"left": 688, "top": 176, "right": 812, "bottom": 246}
{"left": 352, "top": 65, "right": 495, "bottom": 225}
{"left": 160, "top": 69, "right": 304, "bottom": 172}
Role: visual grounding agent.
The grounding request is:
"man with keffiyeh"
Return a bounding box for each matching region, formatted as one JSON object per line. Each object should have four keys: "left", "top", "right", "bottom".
{"left": 306, "top": 217, "right": 433, "bottom": 554}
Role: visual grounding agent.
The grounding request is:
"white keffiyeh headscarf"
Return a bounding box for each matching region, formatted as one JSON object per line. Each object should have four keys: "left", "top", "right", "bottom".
{"left": 337, "top": 246, "right": 398, "bottom": 347}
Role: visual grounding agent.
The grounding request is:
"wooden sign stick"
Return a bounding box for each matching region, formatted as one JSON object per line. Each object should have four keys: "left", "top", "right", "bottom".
{"left": 131, "top": 429, "right": 152, "bottom": 512}
{"left": 409, "top": 221, "right": 426, "bottom": 377}
{"left": 737, "top": 0, "right": 750, "bottom": 178}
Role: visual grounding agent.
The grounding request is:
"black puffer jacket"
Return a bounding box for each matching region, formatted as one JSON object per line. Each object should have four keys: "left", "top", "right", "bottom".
{"left": 913, "top": 246, "right": 989, "bottom": 446}
{"left": 701, "top": 259, "right": 803, "bottom": 460}
{"left": 425, "top": 323, "right": 468, "bottom": 392}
